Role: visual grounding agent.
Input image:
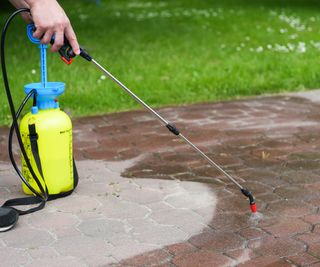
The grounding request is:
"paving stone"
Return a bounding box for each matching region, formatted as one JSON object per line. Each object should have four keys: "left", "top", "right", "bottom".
{"left": 53, "top": 235, "right": 114, "bottom": 260}
{"left": 308, "top": 242, "right": 320, "bottom": 258}
{"left": 297, "top": 232, "right": 320, "bottom": 244}
{"left": 27, "top": 246, "right": 59, "bottom": 259}
{"left": 189, "top": 230, "right": 244, "bottom": 252}
{"left": 1, "top": 227, "right": 54, "bottom": 249}
{"left": 164, "top": 183, "right": 217, "bottom": 211}
{"left": 288, "top": 252, "right": 320, "bottom": 266}
{"left": 226, "top": 248, "right": 254, "bottom": 264}
{"left": 117, "top": 186, "right": 164, "bottom": 204}
{"left": 83, "top": 148, "right": 119, "bottom": 160}
{"left": 85, "top": 255, "right": 118, "bottom": 266}
{"left": 172, "top": 250, "right": 232, "bottom": 267}
{"left": 132, "top": 222, "right": 188, "bottom": 246}
{"left": 281, "top": 171, "right": 320, "bottom": 185}
{"left": 120, "top": 249, "right": 171, "bottom": 267}
{"left": 274, "top": 185, "right": 314, "bottom": 200}
{"left": 237, "top": 256, "right": 292, "bottom": 267}
{"left": 50, "top": 195, "right": 101, "bottom": 214}
{"left": 110, "top": 242, "right": 160, "bottom": 262}
{"left": 266, "top": 200, "right": 314, "bottom": 217}
{"left": 262, "top": 218, "right": 310, "bottom": 238}
{"left": 165, "top": 242, "right": 197, "bottom": 257}
{"left": 238, "top": 227, "right": 266, "bottom": 240}
{"left": 0, "top": 246, "right": 31, "bottom": 266}
{"left": 235, "top": 168, "right": 288, "bottom": 187}
{"left": 254, "top": 193, "right": 282, "bottom": 203}
{"left": 150, "top": 208, "right": 212, "bottom": 235}
{"left": 132, "top": 176, "right": 180, "bottom": 194}
{"left": 25, "top": 256, "right": 88, "bottom": 267}
{"left": 305, "top": 197, "right": 320, "bottom": 208}
{"left": 216, "top": 195, "right": 251, "bottom": 212}
{"left": 76, "top": 159, "right": 125, "bottom": 183}
{"left": 249, "top": 236, "right": 306, "bottom": 257}
{"left": 77, "top": 218, "right": 128, "bottom": 240}
{"left": 209, "top": 212, "right": 251, "bottom": 231}
{"left": 287, "top": 159, "right": 320, "bottom": 171}
{"left": 99, "top": 197, "right": 150, "bottom": 219}
{"left": 309, "top": 263, "right": 320, "bottom": 267}
{"left": 27, "top": 211, "right": 79, "bottom": 233}
{"left": 0, "top": 169, "right": 23, "bottom": 187}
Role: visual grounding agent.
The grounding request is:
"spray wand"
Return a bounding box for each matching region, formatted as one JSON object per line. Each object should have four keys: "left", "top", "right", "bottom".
{"left": 48, "top": 25, "right": 257, "bottom": 213}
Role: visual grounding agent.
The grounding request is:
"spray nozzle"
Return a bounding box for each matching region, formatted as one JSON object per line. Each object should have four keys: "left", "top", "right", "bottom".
{"left": 48, "top": 35, "right": 75, "bottom": 64}
{"left": 241, "top": 188, "right": 257, "bottom": 213}
{"left": 49, "top": 36, "right": 92, "bottom": 64}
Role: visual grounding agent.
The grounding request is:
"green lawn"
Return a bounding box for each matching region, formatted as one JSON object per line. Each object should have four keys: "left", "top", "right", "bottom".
{"left": 1, "top": 0, "right": 320, "bottom": 125}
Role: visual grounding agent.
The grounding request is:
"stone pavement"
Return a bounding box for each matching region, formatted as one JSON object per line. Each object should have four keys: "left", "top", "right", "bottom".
{"left": 1, "top": 91, "right": 320, "bottom": 266}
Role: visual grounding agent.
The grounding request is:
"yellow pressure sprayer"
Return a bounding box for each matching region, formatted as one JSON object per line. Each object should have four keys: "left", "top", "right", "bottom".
{"left": 1, "top": 8, "right": 257, "bottom": 232}
{"left": 20, "top": 24, "right": 75, "bottom": 196}
{"left": 0, "top": 9, "right": 78, "bottom": 232}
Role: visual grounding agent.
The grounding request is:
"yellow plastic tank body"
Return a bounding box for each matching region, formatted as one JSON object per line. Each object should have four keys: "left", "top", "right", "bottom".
{"left": 20, "top": 108, "right": 73, "bottom": 195}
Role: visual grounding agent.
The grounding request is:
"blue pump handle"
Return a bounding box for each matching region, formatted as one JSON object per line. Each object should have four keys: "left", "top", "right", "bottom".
{"left": 25, "top": 24, "right": 65, "bottom": 111}
{"left": 27, "top": 24, "right": 47, "bottom": 88}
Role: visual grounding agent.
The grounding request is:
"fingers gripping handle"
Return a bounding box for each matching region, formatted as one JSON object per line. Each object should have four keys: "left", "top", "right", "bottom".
{"left": 28, "top": 24, "right": 92, "bottom": 64}
{"left": 50, "top": 35, "right": 92, "bottom": 64}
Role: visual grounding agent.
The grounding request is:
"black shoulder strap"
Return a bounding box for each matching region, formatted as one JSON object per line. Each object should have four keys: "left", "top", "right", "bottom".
{"left": 28, "top": 124, "right": 43, "bottom": 177}
{"left": 2, "top": 124, "right": 46, "bottom": 217}
{"left": 2, "top": 196, "right": 45, "bottom": 215}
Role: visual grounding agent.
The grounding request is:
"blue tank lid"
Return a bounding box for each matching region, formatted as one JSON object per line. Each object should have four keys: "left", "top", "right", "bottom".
{"left": 25, "top": 82, "right": 65, "bottom": 110}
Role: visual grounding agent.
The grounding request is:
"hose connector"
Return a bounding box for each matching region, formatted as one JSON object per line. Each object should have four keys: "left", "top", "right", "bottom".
{"left": 241, "top": 188, "right": 257, "bottom": 213}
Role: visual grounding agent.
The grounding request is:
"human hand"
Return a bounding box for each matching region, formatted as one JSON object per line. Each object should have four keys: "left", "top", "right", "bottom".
{"left": 10, "top": 0, "right": 80, "bottom": 55}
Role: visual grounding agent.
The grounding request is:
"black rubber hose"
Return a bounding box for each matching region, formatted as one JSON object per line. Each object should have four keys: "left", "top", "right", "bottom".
{"left": 1, "top": 8, "right": 47, "bottom": 200}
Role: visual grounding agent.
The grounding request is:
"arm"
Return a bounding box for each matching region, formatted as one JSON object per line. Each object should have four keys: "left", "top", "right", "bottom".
{"left": 9, "top": 0, "right": 80, "bottom": 55}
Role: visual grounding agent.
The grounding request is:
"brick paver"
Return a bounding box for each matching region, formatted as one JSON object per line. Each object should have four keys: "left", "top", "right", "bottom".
{"left": 1, "top": 91, "right": 320, "bottom": 266}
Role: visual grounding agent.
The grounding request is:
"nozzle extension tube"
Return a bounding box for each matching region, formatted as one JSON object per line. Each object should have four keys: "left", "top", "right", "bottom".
{"left": 84, "top": 58, "right": 257, "bottom": 214}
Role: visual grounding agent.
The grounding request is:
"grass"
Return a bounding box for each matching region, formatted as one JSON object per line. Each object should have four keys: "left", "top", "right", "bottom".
{"left": 1, "top": 0, "right": 320, "bottom": 125}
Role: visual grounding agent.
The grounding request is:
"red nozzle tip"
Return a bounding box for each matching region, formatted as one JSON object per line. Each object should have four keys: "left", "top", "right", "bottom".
{"left": 250, "top": 203, "right": 257, "bottom": 213}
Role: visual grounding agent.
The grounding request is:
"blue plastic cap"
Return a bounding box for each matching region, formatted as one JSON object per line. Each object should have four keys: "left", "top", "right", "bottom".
{"left": 25, "top": 82, "right": 65, "bottom": 110}
{"left": 31, "top": 106, "right": 39, "bottom": 114}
